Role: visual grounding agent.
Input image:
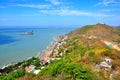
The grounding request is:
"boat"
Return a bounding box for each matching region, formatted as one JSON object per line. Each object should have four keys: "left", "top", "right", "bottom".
{"left": 20, "top": 31, "right": 34, "bottom": 35}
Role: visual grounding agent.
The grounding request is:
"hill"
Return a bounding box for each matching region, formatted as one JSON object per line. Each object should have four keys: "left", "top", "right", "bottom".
{"left": 68, "top": 23, "right": 120, "bottom": 42}
{"left": 1, "top": 23, "right": 120, "bottom": 80}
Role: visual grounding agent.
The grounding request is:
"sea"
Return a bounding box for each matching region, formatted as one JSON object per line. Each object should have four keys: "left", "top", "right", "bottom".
{"left": 0, "top": 27, "right": 75, "bottom": 67}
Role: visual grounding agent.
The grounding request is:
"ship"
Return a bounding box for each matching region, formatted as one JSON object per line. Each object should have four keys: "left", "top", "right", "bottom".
{"left": 20, "top": 31, "right": 34, "bottom": 35}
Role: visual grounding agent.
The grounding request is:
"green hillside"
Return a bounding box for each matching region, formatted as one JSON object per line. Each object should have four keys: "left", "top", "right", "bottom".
{"left": 1, "top": 23, "right": 120, "bottom": 80}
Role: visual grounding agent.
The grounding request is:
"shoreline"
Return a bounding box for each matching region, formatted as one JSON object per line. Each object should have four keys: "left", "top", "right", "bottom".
{"left": 39, "top": 35, "right": 66, "bottom": 59}
{"left": 0, "top": 34, "right": 68, "bottom": 76}
{"left": 0, "top": 34, "right": 67, "bottom": 70}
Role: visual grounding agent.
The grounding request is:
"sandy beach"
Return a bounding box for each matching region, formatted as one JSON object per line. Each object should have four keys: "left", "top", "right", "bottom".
{"left": 39, "top": 35, "right": 66, "bottom": 60}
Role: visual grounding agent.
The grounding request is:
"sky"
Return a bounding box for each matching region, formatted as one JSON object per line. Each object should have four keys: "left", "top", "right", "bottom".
{"left": 0, "top": 0, "right": 120, "bottom": 27}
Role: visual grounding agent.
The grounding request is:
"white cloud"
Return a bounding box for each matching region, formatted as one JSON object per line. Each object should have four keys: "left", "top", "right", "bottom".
{"left": 40, "top": 9, "right": 114, "bottom": 17}
{"left": 45, "top": 0, "right": 61, "bottom": 5}
{"left": 95, "top": 0, "right": 120, "bottom": 6}
{"left": 100, "top": 8, "right": 120, "bottom": 12}
{"left": 11, "top": 4, "right": 51, "bottom": 9}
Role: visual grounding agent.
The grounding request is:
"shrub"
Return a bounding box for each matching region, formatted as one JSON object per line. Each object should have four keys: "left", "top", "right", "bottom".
{"left": 80, "top": 48, "right": 86, "bottom": 57}
{"left": 33, "top": 58, "right": 40, "bottom": 67}
{"left": 63, "top": 63, "right": 92, "bottom": 80}
{"left": 40, "top": 60, "right": 66, "bottom": 77}
{"left": 89, "top": 52, "right": 95, "bottom": 57}
{"left": 0, "top": 69, "right": 25, "bottom": 80}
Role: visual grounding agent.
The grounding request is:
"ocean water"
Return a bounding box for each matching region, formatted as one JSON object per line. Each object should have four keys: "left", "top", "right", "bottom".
{"left": 0, "top": 28, "right": 74, "bottom": 67}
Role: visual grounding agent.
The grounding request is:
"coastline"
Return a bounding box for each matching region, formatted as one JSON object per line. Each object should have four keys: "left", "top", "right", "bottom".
{"left": 0, "top": 34, "right": 68, "bottom": 75}
{"left": 0, "top": 27, "right": 74, "bottom": 69}
{"left": 39, "top": 35, "right": 67, "bottom": 59}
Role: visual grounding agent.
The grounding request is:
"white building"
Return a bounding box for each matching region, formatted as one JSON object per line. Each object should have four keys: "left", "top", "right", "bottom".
{"left": 34, "top": 70, "right": 41, "bottom": 75}
{"left": 100, "top": 62, "right": 112, "bottom": 68}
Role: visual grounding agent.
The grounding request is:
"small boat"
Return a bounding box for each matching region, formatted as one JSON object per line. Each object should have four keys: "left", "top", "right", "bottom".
{"left": 20, "top": 31, "right": 34, "bottom": 35}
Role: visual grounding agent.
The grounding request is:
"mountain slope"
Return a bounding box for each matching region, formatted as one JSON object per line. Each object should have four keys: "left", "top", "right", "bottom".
{"left": 18, "top": 23, "right": 119, "bottom": 80}
{"left": 1, "top": 23, "right": 120, "bottom": 80}
{"left": 68, "top": 23, "right": 120, "bottom": 43}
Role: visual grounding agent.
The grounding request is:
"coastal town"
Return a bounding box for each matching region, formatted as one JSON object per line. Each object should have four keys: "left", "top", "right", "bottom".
{"left": 0, "top": 34, "right": 68, "bottom": 76}
{"left": 0, "top": 34, "right": 120, "bottom": 80}
{"left": 0, "top": 24, "right": 120, "bottom": 80}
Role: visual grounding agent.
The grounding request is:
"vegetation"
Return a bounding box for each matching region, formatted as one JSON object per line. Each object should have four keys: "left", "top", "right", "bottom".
{"left": 0, "top": 57, "right": 40, "bottom": 80}
{"left": 33, "top": 58, "right": 40, "bottom": 67}
{"left": 0, "top": 69, "right": 25, "bottom": 80}
{"left": 1, "top": 23, "right": 120, "bottom": 80}
{"left": 17, "top": 35, "right": 108, "bottom": 80}
{"left": 68, "top": 25, "right": 94, "bottom": 38}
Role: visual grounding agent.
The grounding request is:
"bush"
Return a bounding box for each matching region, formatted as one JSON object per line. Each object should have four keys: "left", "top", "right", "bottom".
{"left": 80, "top": 48, "right": 86, "bottom": 57}
{"left": 63, "top": 63, "right": 92, "bottom": 80}
{"left": 0, "top": 68, "right": 25, "bottom": 80}
{"left": 89, "top": 52, "right": 95, "bottom": 57}
{"left": 33, "top": 58, "right": 40, "bottom": 67}
{"left": 2, "top": 75, "right": 15, "bottom": 80}
{"left": 40, "top": 59, "right": 66, "bottom": 77}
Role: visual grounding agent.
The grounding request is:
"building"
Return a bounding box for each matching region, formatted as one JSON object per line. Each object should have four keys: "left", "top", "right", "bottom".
{"left": 34, "top": 70, "right": 41, "bottom": 75}
{"left": 25, "top": 65, "right": 35, "bottom": 73}
{"left": 100, "top": 61, "right": 112, "bottom": 68}
{"left": 40, "top": 58, "right": 50, "bottom": 65}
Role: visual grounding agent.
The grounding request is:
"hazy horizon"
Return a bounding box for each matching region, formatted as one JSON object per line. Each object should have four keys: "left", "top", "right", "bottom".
{"left": 0, "top": 0, "right": 120, "bottom": 27}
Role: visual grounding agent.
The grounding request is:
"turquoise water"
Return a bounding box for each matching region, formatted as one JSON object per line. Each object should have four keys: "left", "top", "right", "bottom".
{"left": 0, "top": 28, "right": 74, "bottom": 67}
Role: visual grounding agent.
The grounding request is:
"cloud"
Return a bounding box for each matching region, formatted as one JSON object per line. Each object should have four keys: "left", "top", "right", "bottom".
{"left": 11, "top": 4, "right": 51, "bottom": 9}
{"left": 95, "top": 0, "right": 120, "bottom": 6}
{"left": 40, "top": 9, "right": 114, "bottom": 17}
{"left": 100, "top": 8, "right": 120, "bottom": 12}
{"left": 45, "top": 0, "right": 61, "bottom": 5}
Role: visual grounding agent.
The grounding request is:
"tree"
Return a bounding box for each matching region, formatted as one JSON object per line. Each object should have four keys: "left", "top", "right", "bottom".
{"left": 34, "top": 59, "right": 40, "bottom": 67}
{"left": 3, "top": 75, "right": 15, "bottom": 80}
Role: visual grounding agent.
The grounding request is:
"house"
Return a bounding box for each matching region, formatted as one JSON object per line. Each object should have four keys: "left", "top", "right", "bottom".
{"left": 40, "top": 58, "right": 50, "bottom": 65}
{"left": 34, "top": 70, "right": 41, "bottom": 75}
{"left": 25, "top": 65, "right": 35, "bottom": 73}
{"left": 51, "top": 58, "right": 61, "bottom": 61}
{"left": 99, "top": 61, "right": 112, "bottom": 68}
{"left": 59, "top": 52, "right": 63, "bottom": 56}
{"left": 25, "top": 65, "right": 41, "bottom": 75}
{"left": 104, "top": 57, "right": 112, "bottom": 63}
{"left": 25, "top": 66, "right": 29, "bottom": 72}
{"left": 96, "top": 57, "right": 112, "bottom": 71}
{"left": 41, "top": 66, "right": 45, "bottom": 69}
{"left": 88, "top": 35, "right": 97, "bottom": 39}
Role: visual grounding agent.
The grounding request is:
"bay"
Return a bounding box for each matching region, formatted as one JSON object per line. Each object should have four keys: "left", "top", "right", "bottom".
{"left": 0, "top": 27, "right": 75, "bottom": 67}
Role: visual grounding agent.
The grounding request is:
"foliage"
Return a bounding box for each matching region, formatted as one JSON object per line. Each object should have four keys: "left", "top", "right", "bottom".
{"left": 63, "top": 63, "right": 91, "bottom": 79}
{"left": 79, "top": 48, "right": 86, "bottom": 57}
{"left": 40, "top": 59, "right": 66, "bottom": 76}
{"left": 33, "top": 58, "right": 40, "bottom": 67}
{"left": 0, "top": 68, "right": 25, "bottom": 80}
{"left": 89, "top": 52, "right": 95, "bottom": 57}
{"left": 22, "top": 57, "right": 39, "bottom": 67}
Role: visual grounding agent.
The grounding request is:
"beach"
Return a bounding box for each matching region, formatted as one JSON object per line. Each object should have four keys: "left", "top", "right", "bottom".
{"left": 39, "top": 35, "right": 67, "bottom": 60}
{"left": 0, "top": 28, "right": 74, "bottom": 68}
{"left": 0, "top": 34, "right": 68, "bottom": 76}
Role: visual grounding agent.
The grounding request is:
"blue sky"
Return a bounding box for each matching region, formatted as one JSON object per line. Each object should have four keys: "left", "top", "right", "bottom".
{"left": 0, "top": 0, "right": 120, "bottom": 27}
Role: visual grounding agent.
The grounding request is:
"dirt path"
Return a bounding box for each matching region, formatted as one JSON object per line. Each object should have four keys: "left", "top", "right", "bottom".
{"left": 101, "top": 40, "right": 120, "bottom": 51}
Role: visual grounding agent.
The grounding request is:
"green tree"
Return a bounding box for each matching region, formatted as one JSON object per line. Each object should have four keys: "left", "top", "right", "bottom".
{"left": 34, "top": 58, "right": 40, "bottom": 67}
{"left": 3, "top": 75, "right": 15, "bottom": 80}
{"left": 89, "top": 52, "right": 95, "bottom": 57}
